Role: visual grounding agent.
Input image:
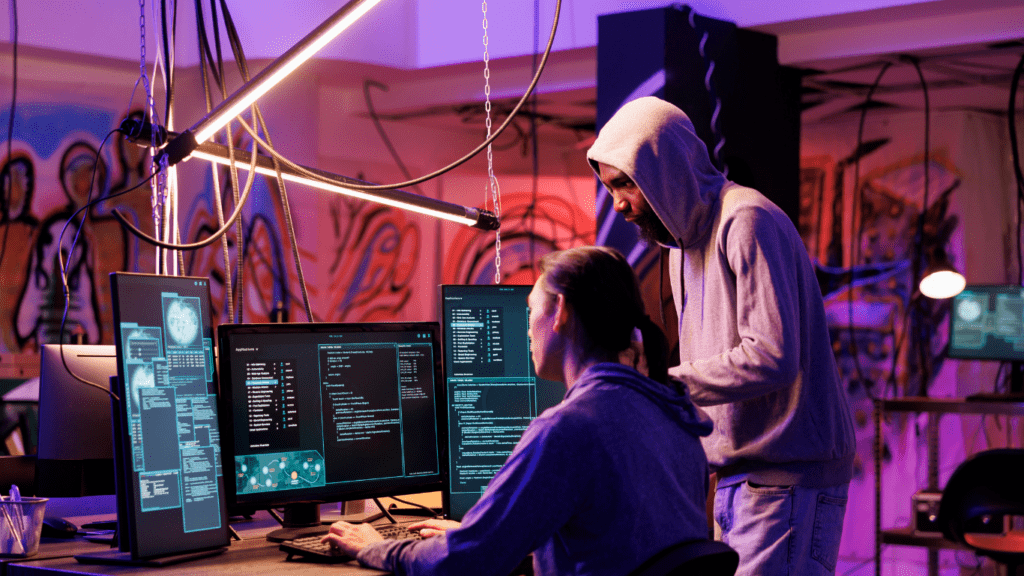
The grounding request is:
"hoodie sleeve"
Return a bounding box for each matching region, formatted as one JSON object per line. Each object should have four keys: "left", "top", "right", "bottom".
{"left": 355, "top": 411, "right": 589, "bottom": 576}
{"left": 671, "top": 204, "right": 802, "bottom": 405}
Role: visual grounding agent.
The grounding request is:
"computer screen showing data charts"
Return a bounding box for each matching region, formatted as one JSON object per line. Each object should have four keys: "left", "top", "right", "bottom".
{"left": 440, "top": 284, "right": 565, "bottom": 521}
{"left": 216, "top": 322, "right": 445, "bottom": 513}
{"left": 109, "top": 273, "right": 229, "bottom": 559}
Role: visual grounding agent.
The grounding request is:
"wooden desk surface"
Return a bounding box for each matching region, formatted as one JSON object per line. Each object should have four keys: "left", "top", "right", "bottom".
{"left": 4, "top": 512, "right": 392, "bottom": 576}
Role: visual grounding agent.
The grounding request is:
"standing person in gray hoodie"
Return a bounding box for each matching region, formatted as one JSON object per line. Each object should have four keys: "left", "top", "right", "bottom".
{"left": 588, "top": 96, "right": 855, "bottom": 576}
{"left": 324, "top": 246, "right": 716, "bottom": 576}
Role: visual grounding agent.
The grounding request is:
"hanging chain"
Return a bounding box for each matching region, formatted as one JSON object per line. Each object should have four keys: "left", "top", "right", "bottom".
{"left": 140, "top": 0, "right": 166, "bottom": 269}
{"left": 482, "top": 0, "right": 501, "bottom": 284}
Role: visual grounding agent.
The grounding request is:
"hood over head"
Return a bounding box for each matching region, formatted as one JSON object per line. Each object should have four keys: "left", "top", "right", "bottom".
{"left": 587, "top": 97, "right": 727, "bottom": 248}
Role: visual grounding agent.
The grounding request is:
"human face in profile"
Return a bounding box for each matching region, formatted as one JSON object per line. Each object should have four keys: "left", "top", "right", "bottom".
{"left": 597, "top": 162, "right": 672, "bottom": 246}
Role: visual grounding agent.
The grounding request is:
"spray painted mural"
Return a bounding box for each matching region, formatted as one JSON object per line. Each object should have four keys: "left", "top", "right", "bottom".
{"left": 0, "top": 96, "right": 599, "bottom": 354}
{"left": 1, "top": 102, "right": 155, "bottom": 351}
{"left": 443, "top": 190, "right": 596, "bottom": 286}
{"left": 799, "top": 111, "right": 1021, "bottom": 568}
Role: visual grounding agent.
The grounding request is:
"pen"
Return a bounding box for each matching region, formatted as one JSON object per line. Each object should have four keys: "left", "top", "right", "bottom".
{"left": 1, "top": 498, "right": 25, "bottom": 555}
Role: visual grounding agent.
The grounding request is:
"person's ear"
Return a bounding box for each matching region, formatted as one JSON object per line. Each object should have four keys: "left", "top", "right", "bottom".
{"left": 552, "top": 293, "right": 570, "bottom": 334}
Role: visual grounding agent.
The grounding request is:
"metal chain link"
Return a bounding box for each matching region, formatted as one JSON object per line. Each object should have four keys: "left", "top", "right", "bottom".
{"left": 139, "top": 0, "right": 165, "bottom": 265}
{"left": 483, "top": 0, "right": 501, "bottom": 284}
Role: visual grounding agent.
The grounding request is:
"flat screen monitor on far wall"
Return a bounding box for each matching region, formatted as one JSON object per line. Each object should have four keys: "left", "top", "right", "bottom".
{"left": 216, "top": 321, "right": 446, "bottom": 541}
{"left": 948, "top": 285, "right": 1024, "bottom": 362}
{"left": 948, "top": 284, "right": 1024, "bottom": 395}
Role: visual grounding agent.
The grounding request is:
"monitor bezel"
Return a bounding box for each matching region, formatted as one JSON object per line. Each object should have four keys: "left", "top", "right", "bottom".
{"left": 947, "top": 284, "right": 1024, "bottom": 362}
{"left": 109, "top": 272, "right": 230, "bottom": 559}
{"left": 438, "top": 283, "right": 566, "bottom": 521}
{"left": 215, "top": 321, "right": 448, "bottom": 513}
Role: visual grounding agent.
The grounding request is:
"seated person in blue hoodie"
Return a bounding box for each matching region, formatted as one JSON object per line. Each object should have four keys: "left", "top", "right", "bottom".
{"left": 323, "top": 245, "right": 715, "bottom": 576}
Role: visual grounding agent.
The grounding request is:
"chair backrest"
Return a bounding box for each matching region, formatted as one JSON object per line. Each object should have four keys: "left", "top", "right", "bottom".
{"left": 629, "top": 539, "right": 739, "bottom": 576}
{"left": 938, "top": 448, "right": 1024, "bottom": 554}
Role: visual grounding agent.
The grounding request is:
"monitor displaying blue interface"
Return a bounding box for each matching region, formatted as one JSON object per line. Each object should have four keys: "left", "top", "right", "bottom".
{"left": 948, "top": 284, "right": 1024, "bottom": 361}
{"left": 216, "top": 321, "right": 445, "bottom": 540}
{"left": 440, "top": 284, "right": 565, "bottom": 521}
{"left": 108, "top": 273, "right": 229, "bottom": 560}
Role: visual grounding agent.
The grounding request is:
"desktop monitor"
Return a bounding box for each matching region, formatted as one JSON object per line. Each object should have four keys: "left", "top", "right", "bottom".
{"left": 440, "top": 284, "right": 565, "bottom": 521}
{"left": 948, "top": 284, "right": 1024, "bottom": 395}
{"left": 948, "top": 285, "right": 1024, "bottom": 362}
{"left": 106, "top": 273, "right": 230, "bottom": 561}
{"left": 35, "top": 344, "right": 117, "bottom": 497}
{"left": 216, "top": 321, "right": 446, "bottom": 541}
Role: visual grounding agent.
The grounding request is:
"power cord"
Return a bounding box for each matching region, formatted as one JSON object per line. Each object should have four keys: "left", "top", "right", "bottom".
{"left": 851, "top": 61, "right": 891, "bottom": 400}
{"left": 1009, "top": 51, "right": 1024, "bottom": 284}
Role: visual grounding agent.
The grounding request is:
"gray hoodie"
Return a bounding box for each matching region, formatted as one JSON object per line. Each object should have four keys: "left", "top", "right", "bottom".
{"left": 587, "top": 97, "right": 854, "bottom": 488}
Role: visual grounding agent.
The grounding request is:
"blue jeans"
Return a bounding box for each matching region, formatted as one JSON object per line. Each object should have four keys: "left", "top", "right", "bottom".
{"left": 714, "top": 481, "right": 849, "bottom": 576}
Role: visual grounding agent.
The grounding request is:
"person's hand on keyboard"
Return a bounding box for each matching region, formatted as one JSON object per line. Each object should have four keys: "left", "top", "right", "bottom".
{"left": 407, "top": 518, "right": 462, "bottom": 538}
{"left": 321, "top": 521, "right": 384, "bottom": 556}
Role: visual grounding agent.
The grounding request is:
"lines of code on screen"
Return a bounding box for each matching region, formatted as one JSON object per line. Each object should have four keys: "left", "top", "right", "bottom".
{"left": 442, "top": 285, "right": 564, "bottom": 520}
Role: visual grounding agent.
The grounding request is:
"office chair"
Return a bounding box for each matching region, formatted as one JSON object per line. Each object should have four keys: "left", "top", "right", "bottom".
{"left": 937, "top": 448, "right": 1024, "bottom": 572}
{"left": 629, "top": 539, "right": 739, "bottom": 576}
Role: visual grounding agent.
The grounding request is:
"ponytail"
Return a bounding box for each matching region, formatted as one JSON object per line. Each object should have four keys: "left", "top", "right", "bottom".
{"left": 636, "top": 314, "right": 669, "bottom": 385}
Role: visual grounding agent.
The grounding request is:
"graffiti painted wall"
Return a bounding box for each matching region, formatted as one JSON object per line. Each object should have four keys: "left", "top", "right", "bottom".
{"left": 1, "top": 53, "right": 597, "bottom": 354}
{"left": 802, "top": 109, "right": 1020, "bottom": 570}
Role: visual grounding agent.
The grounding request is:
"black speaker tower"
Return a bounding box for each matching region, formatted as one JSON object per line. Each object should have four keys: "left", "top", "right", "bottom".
{"left": 596, "top": 6, "right": 802, "bottom": 227}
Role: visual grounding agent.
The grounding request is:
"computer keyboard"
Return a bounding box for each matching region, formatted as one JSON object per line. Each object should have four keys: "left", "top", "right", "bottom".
{"left": 280, "top": 524, "right": 422, "bottom": 563}
{"left": 375, "top": 524, "right": 421, "bottom": 541}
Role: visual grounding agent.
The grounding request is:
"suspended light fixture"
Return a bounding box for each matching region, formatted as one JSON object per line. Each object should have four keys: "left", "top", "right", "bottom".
{"left": 191, "top": 142, "right": 499, "bottom": 229}
{"left": 919, "top": 255, "right": 966, "bottom": 299}
{"left": 160, "top": 0, "right": 385, "bottom": 166}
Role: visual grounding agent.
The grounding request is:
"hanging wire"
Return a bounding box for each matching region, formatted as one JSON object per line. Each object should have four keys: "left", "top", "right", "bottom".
{"left": 163, "top": 0, "right": 562, "bottom": 198}
{"left": 111, "top": 132, "right": 259, "bottom": 251}
{"left": 214, "top": 0, "right": 312, "bottom": 321}
{"left": 1009, "top": 51, "right": 1024, "bottom": 285}
{"left": 56, "top": 130, "right": 157, "bottom": 401}
{"left": 363, "top": 80, "right": 424, "bottom": 196}
{"left": 908, "top": 56, "right": 932, "bottom": 396}
{"left": 195, "top": 0, "right": 235, "bottom": 321}
{"left": 848, "top": 62, "right": 892, "bottom": 400}
{"left": 482, "top": 0, "right": 502, "bottom": 284}
{"left": 119, "top": 0, "right": 560, "bottom": 317}
{"left": 528, "top": 0, "right": 540, "bottom": 278}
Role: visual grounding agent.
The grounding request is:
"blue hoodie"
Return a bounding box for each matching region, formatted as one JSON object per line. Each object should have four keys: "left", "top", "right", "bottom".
{"left": 357, "top": 362, "right": 713, "bottom": 576}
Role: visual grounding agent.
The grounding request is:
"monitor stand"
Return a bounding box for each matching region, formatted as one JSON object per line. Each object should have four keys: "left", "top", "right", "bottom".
{"left": 265, "top": 502, "right": 330, "bottom": 542}
{"left": 265, "top": 498, "right": 399, "bottom": 542}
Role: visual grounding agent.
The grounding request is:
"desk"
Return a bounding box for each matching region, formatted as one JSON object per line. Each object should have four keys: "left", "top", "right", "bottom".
{"left": 4, "top": 511, "right": 391, "bottom": 576}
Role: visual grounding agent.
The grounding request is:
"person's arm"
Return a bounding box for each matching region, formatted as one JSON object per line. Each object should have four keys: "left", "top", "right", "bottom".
{"left": 674, "top": 206, "right": 802, "bottom": 405}
{"left": 327, "top": 413, "right": 588, "bottom": 576}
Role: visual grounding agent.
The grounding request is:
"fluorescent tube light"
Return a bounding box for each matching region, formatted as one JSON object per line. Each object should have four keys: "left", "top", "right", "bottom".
{"left": 191, "top": 142, "right": 498, "bottom": 229}
{"left": 161, "top": 0, "right": 384, "bottom": 165}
